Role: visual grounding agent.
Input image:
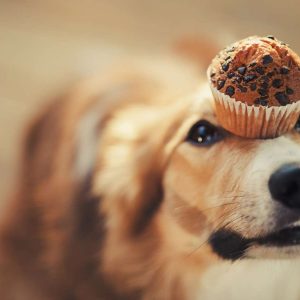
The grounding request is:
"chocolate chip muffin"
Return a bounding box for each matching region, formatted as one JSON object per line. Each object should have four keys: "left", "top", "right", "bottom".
{"left": 207, "top": 36, "right": 300, "bottom": 138}
{"left": 209, "top": 36, "right": 300, "bottom": 107}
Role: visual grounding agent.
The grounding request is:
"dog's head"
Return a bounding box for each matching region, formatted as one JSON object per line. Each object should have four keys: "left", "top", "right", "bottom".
{"left": 96, "top": 81, "right": 300, "bottom": 291}
{"left": 161, "top": 86, "right": 300, "bottom": 261}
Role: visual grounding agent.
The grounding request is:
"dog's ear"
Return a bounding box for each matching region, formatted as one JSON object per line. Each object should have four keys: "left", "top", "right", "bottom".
{"left": 94, "top": 104, "right": 184, "bottom": 235}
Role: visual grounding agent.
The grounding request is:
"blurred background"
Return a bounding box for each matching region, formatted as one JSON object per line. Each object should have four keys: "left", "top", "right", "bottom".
{"left": 1, "top": 0, "right": 300, "bottom": 204}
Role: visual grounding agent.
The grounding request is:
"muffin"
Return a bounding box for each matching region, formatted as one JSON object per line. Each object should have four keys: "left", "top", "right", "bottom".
{"left": 208, "top": 36, "right": 300, "bottom": 138}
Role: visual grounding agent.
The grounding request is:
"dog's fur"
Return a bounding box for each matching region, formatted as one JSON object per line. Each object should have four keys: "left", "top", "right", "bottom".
{"left": 2, "top": 52, "right": 300, "bottom": 300}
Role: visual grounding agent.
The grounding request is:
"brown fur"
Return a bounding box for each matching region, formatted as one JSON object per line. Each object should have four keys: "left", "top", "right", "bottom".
{"left": 2, "top": 51, "right": 300, "bottom": 300}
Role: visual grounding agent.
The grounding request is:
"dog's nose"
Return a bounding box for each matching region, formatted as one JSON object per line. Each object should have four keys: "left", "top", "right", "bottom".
{"left": 269, "top": 164, "right": 300, "bottom": 209}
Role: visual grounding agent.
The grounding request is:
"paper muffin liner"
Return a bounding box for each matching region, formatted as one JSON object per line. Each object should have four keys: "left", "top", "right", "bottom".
{"left": 209, "top": 85, "right": 300, "bottom": 138}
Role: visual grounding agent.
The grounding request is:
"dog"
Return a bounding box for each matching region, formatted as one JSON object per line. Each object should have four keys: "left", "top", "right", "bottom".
{"left": 2, "top": 48, "right": 300, "bottom": 300}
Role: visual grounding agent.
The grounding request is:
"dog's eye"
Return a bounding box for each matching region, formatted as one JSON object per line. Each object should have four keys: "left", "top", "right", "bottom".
{"left": 187, "top": 120, "right": 223, "bottom": 146}
{"left": 295, "top": 118, "right": 300, "bottom": 133}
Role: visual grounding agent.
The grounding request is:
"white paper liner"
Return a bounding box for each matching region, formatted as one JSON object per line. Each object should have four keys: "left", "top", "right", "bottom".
{"left": 210, "top": 85, "right": 300, "bottom": 138}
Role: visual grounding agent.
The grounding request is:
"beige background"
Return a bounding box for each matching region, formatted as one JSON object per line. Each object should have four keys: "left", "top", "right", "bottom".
{"left": 1, "top": 0, "right": 300, "bottom": 203}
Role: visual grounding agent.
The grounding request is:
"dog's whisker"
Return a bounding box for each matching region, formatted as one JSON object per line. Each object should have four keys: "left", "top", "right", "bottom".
{"left": 186, "top": 215, "right": 246, "bottom": 257}
{"left": 212, "top": 213, "right": 242, "bottom": 231}
{"left": 206, "top": 207, "right": 253, "bottom": 231}
{"left": 186, "top": 215, "right": 247, "bottom": 258}
{"left": 187, "top": 238, "right": 209, "bottom": 257}
{"left": 172, "top": 201, "right": 240, "bottom": 214}
{"left": 221, "top": 216, "right": 246, "bottom": 230}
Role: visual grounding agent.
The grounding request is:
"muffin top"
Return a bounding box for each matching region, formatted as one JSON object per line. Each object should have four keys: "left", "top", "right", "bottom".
{"left": 209, "top": 36, "right": 300, "bottom": 106}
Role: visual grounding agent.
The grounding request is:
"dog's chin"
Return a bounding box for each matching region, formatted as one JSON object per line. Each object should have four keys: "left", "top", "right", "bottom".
{"left": 209, "top": 223, "right": 300, "bottom": 260}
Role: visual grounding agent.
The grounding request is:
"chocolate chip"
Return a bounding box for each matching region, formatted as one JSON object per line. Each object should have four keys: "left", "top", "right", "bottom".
{"left": 210, "top": 72, "right": 216, "bottom": 78}
{"left": 237, "top": 85, "right": 247, "bottom": 93}
{"left": 261, "top": 81, "right": 269, "bottom": 90}
{"left": 225, "top": 86, "right": 235, "bottom": 96}
{"left": 237, "top": 66, "right": 247, "bottom": 75}
{"left": 258, "top": 88, "right": 268, "bottom": 96}
{"left": 266, "top": 35, "right": 275, "bottom": 40}
{"left": 233, "top": 76, "right": 242, "bottom": 84}
{"left": 262, "top": 55, "right": 273, "bottom": 65}
{"left": 225, "top": 56, "right": 231, "bottom": 61}
{"left": 272, "top": 79, "right": 282, "bottom": 88}
{"left": 249, "top": 62, "right": 257, "bottom": 67}
{"left": 261, "top": 76, "right": 270, "bottom": 83}
{"left": 254, "top": 98, "right": 269, "bottom": 106}
{"left": 244, "top": 74, "right": 257, "bottom": 82}
{"left": 228, "top": 72, "right": 235, "bottom": 79}
{"left": 280, "top": 66, "right": 290, "bottom": 74}
{"left": 217, "top": 79, "right": 225, "bottom": 90}
{"left": 222, "top": 63, "right": 230, "bottom": 72}
{"left": 250, "top": 83, "right": 257, "bottom": 91}
{"left": 255, "top": 66, "right": 265, "bottom": 75}
{"left": 286, "top": 87, "right": 294, "bottom": 95}
{"left": 275, "top": 92, "right": 289, "bottom": 105}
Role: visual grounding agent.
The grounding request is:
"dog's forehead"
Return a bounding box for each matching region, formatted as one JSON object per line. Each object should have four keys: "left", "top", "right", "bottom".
{"left": 189, "top": 84, "right": 218, "bottom": 125}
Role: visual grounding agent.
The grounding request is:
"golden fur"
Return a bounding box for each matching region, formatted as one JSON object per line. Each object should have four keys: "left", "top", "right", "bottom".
{"left": 2, "top": 50, "right": 300, "bottom": 300}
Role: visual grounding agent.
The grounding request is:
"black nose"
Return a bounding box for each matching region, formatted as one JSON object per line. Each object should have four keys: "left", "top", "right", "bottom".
{"left": 269, "top": 164, "right": 300, "bottom": 209}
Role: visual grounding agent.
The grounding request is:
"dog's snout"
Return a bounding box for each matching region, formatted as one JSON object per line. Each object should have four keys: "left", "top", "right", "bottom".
{"left": 269, "top": 164, "right": 300, "bottom": 209}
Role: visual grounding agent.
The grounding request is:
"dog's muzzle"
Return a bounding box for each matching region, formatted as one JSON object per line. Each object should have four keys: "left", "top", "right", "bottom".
{"left": 209, "top": 163, "right": 300, "bottom": 260}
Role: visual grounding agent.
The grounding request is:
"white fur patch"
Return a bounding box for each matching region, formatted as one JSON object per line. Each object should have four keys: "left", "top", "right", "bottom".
{"left": 74, "top": 84, "right": 130, "bottom": 179}
{"left": 197, "top": 260, "right": 300, "bottom": 300}
{"left": 75, "top": 103, "right": 104, "bottom": 179}
{"left": 237, "top": 136, "right": 300, "bottom": 237}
